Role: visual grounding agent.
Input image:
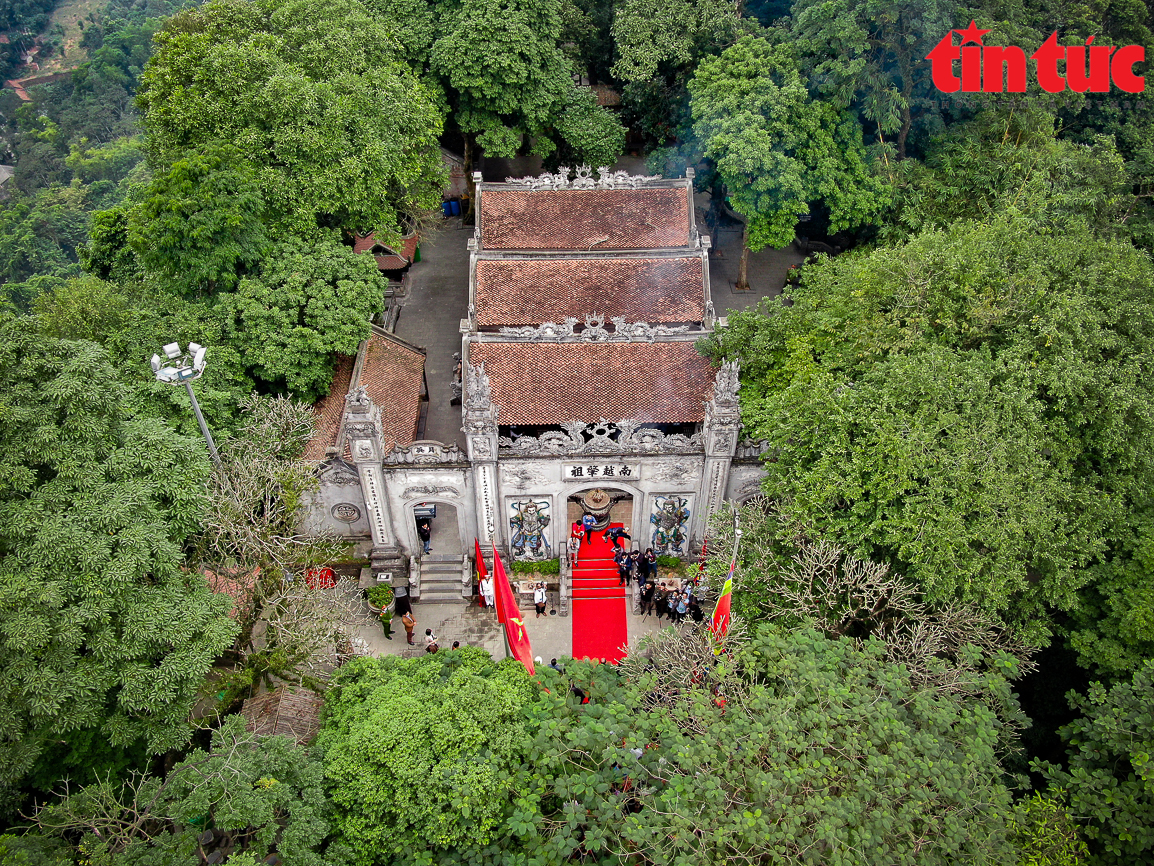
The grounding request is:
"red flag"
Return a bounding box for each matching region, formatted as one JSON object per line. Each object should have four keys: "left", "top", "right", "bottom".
{"left": 710, "top": 544, "right": 739, "bottom": 650}
{"left": 492, "top": 545, "right": 534, "bottom": 675}
{"left": 474, "top": 538, "right": 489, "bottom": 608}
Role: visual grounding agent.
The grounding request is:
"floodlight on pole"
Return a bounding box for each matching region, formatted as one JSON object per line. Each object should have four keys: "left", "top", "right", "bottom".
{"left": 151, "top": 341, "right": 221, "bottom": 468}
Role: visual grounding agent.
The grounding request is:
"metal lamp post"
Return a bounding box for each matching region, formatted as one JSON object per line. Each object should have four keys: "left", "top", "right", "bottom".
{"left": 150, "top": 341, "right": 221, "bottom": 468}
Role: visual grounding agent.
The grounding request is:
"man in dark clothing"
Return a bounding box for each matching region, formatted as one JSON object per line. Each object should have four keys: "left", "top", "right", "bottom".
{"left": 615, "top": 549, "right": 629, "bottom": 586}
{"left": 416, "top": 518, "right": 432, "bottom": 554}
{"left": 627, "top": 549, "right": 641, "bottom": 583}
{"left": 654, "top": 583, "right": 669, "bottom": 620}
{"left": 603, "top": 526, "right": 631, "bottom": 550}
{"left": 639, "top": 581, "right": 655, "bottom": 616}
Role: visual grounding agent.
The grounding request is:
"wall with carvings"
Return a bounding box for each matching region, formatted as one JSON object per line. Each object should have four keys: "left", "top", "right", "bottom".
{"left": 726, "top": 463, "right": 769, "bottom": 503}
{"left": 304, "top": 458, "right": 372, "bottom": 538}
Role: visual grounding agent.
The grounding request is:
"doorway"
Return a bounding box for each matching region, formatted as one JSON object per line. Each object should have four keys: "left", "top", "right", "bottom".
{"left": 411, "top": 501, "right": 462, "bottom": 556}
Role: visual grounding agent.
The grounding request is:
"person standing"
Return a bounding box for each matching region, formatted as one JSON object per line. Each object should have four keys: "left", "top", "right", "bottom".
{"left": 480, "top": 574, "right": 495, "bottom": 611}
{"left": 675, "top": 592, "right": 689, "bottom": 624}
{"left": 582, "top": 513, "right": 597, "bottom": 545}
{"left": 534, "top": 582, "right": 547, "bottom": 618}
{"left": 416, "top": 518, "right": 432, "bottom": 554}
{"left": 402, "top": 609, "right": 416, "bottom": 645}
{"left": 568, "top": 530, "right": 581, "bottom": 568}
{"left": 639, "top": 581, "right": 655, "bottom": 616}
{"left": 615, "top": 548, "right": 629, "bottom": 586}
{"left": 643, "top": 548, "right": 657, "bottom": 584}
{"left": 627, "top": 548, "right": 641, "bottom": 584}
{"left": 379, "top": 607, "right": 394, "bottom": 640}
{"left": 654, "top": 583, "right": 669, "bottom": 620}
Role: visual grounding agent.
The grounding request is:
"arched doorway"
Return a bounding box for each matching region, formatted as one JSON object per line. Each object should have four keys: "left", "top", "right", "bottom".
{"left": 566, "top": 486, "right": 635, "bottom": 546}
{"left": 409, "top": 500, "right": 463, "bottom": 557}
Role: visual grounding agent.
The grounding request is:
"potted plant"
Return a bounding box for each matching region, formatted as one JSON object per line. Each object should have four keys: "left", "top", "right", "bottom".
{"left": 366, "top": 582, "right": 395, "bottom": 614}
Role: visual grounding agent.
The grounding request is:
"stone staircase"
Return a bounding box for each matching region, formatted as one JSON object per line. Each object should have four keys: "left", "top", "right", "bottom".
{"left": 418, "top": 554, "right": 468, "bottom": 604}
{"left": 399, "top": 604, "right": 504, "bottom": 658}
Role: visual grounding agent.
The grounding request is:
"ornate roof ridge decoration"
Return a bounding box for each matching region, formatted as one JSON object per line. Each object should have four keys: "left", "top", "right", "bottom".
{"left": 712, "top": 360, "right": 740, "bottom": 407}
{"left": 464, "top": 362, "right": 492, "bottom": 410}
{"left": 496, "top": 314, "right": 691, "bottom": 343}
{"left": 504, "top": 165, "right": 663, "bottom": 191}
{"left": 498, "top": 419, "right": 703, "bottom": 457}
{"left": 381, "top": 440, "right": 468, "bottom": 465}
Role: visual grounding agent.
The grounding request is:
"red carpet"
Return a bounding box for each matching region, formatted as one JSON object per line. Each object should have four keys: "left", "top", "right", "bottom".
{"left": 571, "top": 524, "right": 629, "bottom": 663}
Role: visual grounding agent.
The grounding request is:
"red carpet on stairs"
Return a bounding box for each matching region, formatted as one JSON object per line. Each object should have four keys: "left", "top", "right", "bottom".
{"left": 571, "top": 523, "right": 629, "bottom": 663}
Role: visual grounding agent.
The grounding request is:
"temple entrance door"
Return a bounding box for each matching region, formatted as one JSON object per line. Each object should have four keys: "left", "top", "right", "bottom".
{"left": 411, "top": 501, "right": 462, "bottom": 557}
{"left": 567, "top": 487, "right": 635, "bottom": 548}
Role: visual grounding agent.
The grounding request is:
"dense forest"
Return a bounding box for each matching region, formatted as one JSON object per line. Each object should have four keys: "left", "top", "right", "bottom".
{"left": 0, "top": 0, "right": 1152, "bottom": 862}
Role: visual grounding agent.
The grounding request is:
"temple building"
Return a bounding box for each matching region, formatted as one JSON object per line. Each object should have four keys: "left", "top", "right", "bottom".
{"left": 305, "top": 168, "right": 768, "bottom": 607}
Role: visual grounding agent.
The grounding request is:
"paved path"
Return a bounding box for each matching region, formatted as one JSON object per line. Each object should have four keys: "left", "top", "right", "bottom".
{"left": 395, "top": 222, "right": 472, "bottom": 448}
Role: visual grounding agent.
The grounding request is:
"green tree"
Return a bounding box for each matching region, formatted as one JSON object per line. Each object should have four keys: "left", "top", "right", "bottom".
{"left": 317, "top": 649, "right": 535, "bottom": 865}
{"left": 0, "top": 318, "right": 238, "bottom": 788}
{"left": 513, "top": 625, "right": 1021, "bottom": 865}
{"left": 1036, "top": 661, "right": 1154, "bottom": 865}
{"left": 703, "top": 215, "right": 1154, "bottom": 638}
{"left": 137, "top": 0, "right": 446, "bottom": 238}
{"left": 30, "top": 716, "right": 334, "bottom": 865}
{"left": 689, "top": 36, "right": 889, "bottom": 288}
{"left": 219, "top": 234, "right": 385, "bottom": 400}
{"left": 789, "top": 0, "right": 957, "bottom": 159}
{"left": 127, "top": 143, "right": 268, "bottom": 296}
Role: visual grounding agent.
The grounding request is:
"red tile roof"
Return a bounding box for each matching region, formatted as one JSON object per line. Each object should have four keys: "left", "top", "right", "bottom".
{"left": 353, "top": 231, "right": 418, "bottom": 271}
{"left": 303, "top": 355, "right": 355, "bottom": 461}
{"left": 359, "top": 330, "right": 425, "bottom": 451}
{"left": 242, "top": 685, "right": 323, "bottom": 744}
{"left": 468, "top": 341, "right": 715, "bottom": 424}
{"left": 480, "top": 187, "right": 691, "bottom": 250}
{"left": 474, "top": 255, "right": 705, "bottom": 326}
{"left": 304, "top": 329, "right": 425, "bottom": 459}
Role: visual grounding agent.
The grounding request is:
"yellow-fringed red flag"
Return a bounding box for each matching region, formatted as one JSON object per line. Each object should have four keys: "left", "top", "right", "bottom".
{"left": 492, "top": 545, "right": 535, "bottom": 675}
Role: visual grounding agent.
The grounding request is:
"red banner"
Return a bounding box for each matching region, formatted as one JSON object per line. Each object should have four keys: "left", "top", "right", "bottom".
{"left": 492, "top": 545, "right": 535, "bottom": 675}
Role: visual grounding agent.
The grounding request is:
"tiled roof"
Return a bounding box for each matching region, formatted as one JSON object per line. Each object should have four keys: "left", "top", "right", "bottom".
{"left": 469, "top": 341, "right": 715, "bottom": 424}
{"left": 303, "top": 355, "right": 355, "bottom": 461}
{"left": 474, "top": 255, "right": 705, "bottom": 326}
{"left": 304, "top": 329, "right": 425, "bottom": 460}
{"left": 242, "top": 686, "right": 323, "bottom": 744}
{"left": 353, "top": 231, "right": 418, "bottom": 272}
{"left": 359, "top": 330, "right": 425, "bottom": 451}
{"left": 480, "top": 188, "right": 691, "bottom": 250}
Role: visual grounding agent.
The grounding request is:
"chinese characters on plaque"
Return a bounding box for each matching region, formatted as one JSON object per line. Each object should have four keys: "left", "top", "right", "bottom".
{"left": 563, "top": 463, "right": 636, "bottom": 480}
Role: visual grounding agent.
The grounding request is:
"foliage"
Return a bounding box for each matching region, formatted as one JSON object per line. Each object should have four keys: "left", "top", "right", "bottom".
{"left": 127, "top": 143, "right": 268, "bottom": 296}
{"left": 788, "top": 0, "right": 958, "bottom": 158}
{"left": 1006, "top": 790, "right": 1090, "bottom": 866}
{"left": 429, "top": 0, "right": 572, "bottom": 154}
{"left": 550, "top": 87, "right": 626, "bottom": 170}
{"left": 1035, "top": 661, "right": 1154, "bottom": 865}
{"left": 703, "top": 215, "right": 1154, "bottom": 641}
{"left": 137, "top": 0, "right": 446, "bottom": 236}
{"left": 365, "top": 583, "right": 394, "bottom": 609}
{"left": 317, "top": 650, "right": 536, "bottom": 864}
{"left": 30, "top": 716, "right": 334, "bottom": 866}
{"left": 510, "top": 557, "right": 559, "bottom": 575}
{"left": 0, "top": 186, "right": 89, "bottom": 288}
{"left": 513, "top": 624, "right": 1021, "bottom": 864}
{"left": 689, "top": 36, "right": 889, "bottom": 252}
{"left": 32, "top": 275, "right": 131, "bottom": 341}
{"left": 654, "top": 554, "right": 680, "bottom": 568}
{"left": 192, "top": 394, "right": 347, "bottom": 692}
{"left": 218, "top": 234, "right": 384, "bottom": 400}
{"left": 0, "top": 318, "right": 238, "bottom": 789}
{"left": 611, "top": 0, "right": 742, "bottom": 84}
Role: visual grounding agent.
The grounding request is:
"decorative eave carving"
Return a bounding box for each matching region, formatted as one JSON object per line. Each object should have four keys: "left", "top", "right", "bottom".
{"left": 499, "top": 419, "right": 703, "bottom": 457}
{"left": 712, "top": 360, "right": 740, "bottom": 408}
{"left": 496, "top": 314, "right": 691, "bottom": 343}
{"left": 464, "top": 363, "right": 492, "bottom": 411}
{"left": 381, "top": 440, "right": 468, "bottom": 465}
{"left": 504, "top": 165, "right": 662, "bottom": 190}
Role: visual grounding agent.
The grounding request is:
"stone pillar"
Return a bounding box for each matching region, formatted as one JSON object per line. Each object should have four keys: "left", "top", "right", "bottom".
{"left": 692, "top": 361, "right": 741, "bottom": 545}
{"left": 463, "top": 361, "right": 503, "bottom": 552}
{"left": 343, "top": 386, "right": 406, "bottom": 580}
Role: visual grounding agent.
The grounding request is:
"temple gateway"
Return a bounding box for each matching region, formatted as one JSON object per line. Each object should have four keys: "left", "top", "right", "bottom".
{"left": 304, "top": 168, "right": 769, "bottom": 610}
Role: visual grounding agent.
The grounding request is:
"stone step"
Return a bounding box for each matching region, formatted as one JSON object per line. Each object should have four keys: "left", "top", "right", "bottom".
{"left": 422, "top": 564, "right": 464, "bottom": 575}
{"left": 423, "top": 554, "right": 464, "bottom": 562}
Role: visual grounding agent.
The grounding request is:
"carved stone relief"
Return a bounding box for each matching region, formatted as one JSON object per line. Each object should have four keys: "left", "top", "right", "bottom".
{"left": 331, "top": 503, "right": 362, "bottom": 523}
{"left": 317, "top": 461, "right": 360, "bottom": 486}
{"left": 400, "top": 485, "right": 460, "bottom": 500}
{"left": 650, "top": 495, "right": 691, "bottom": 555}
{"left": 496, "top": 315, "right": 690, "bottom": 343}
{"left": 502, "top": 466, "right": 550, "bottom": 491}
{"left": 499, "top": 419, "right": 702, "bottom": 457}
{"left": 648, "top": 461, "right": 697, "bottom": 484}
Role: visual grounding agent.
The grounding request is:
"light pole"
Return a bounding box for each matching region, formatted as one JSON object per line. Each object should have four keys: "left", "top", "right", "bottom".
{"left": 150, "top": 341, "right": 221, "bottom": 468}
